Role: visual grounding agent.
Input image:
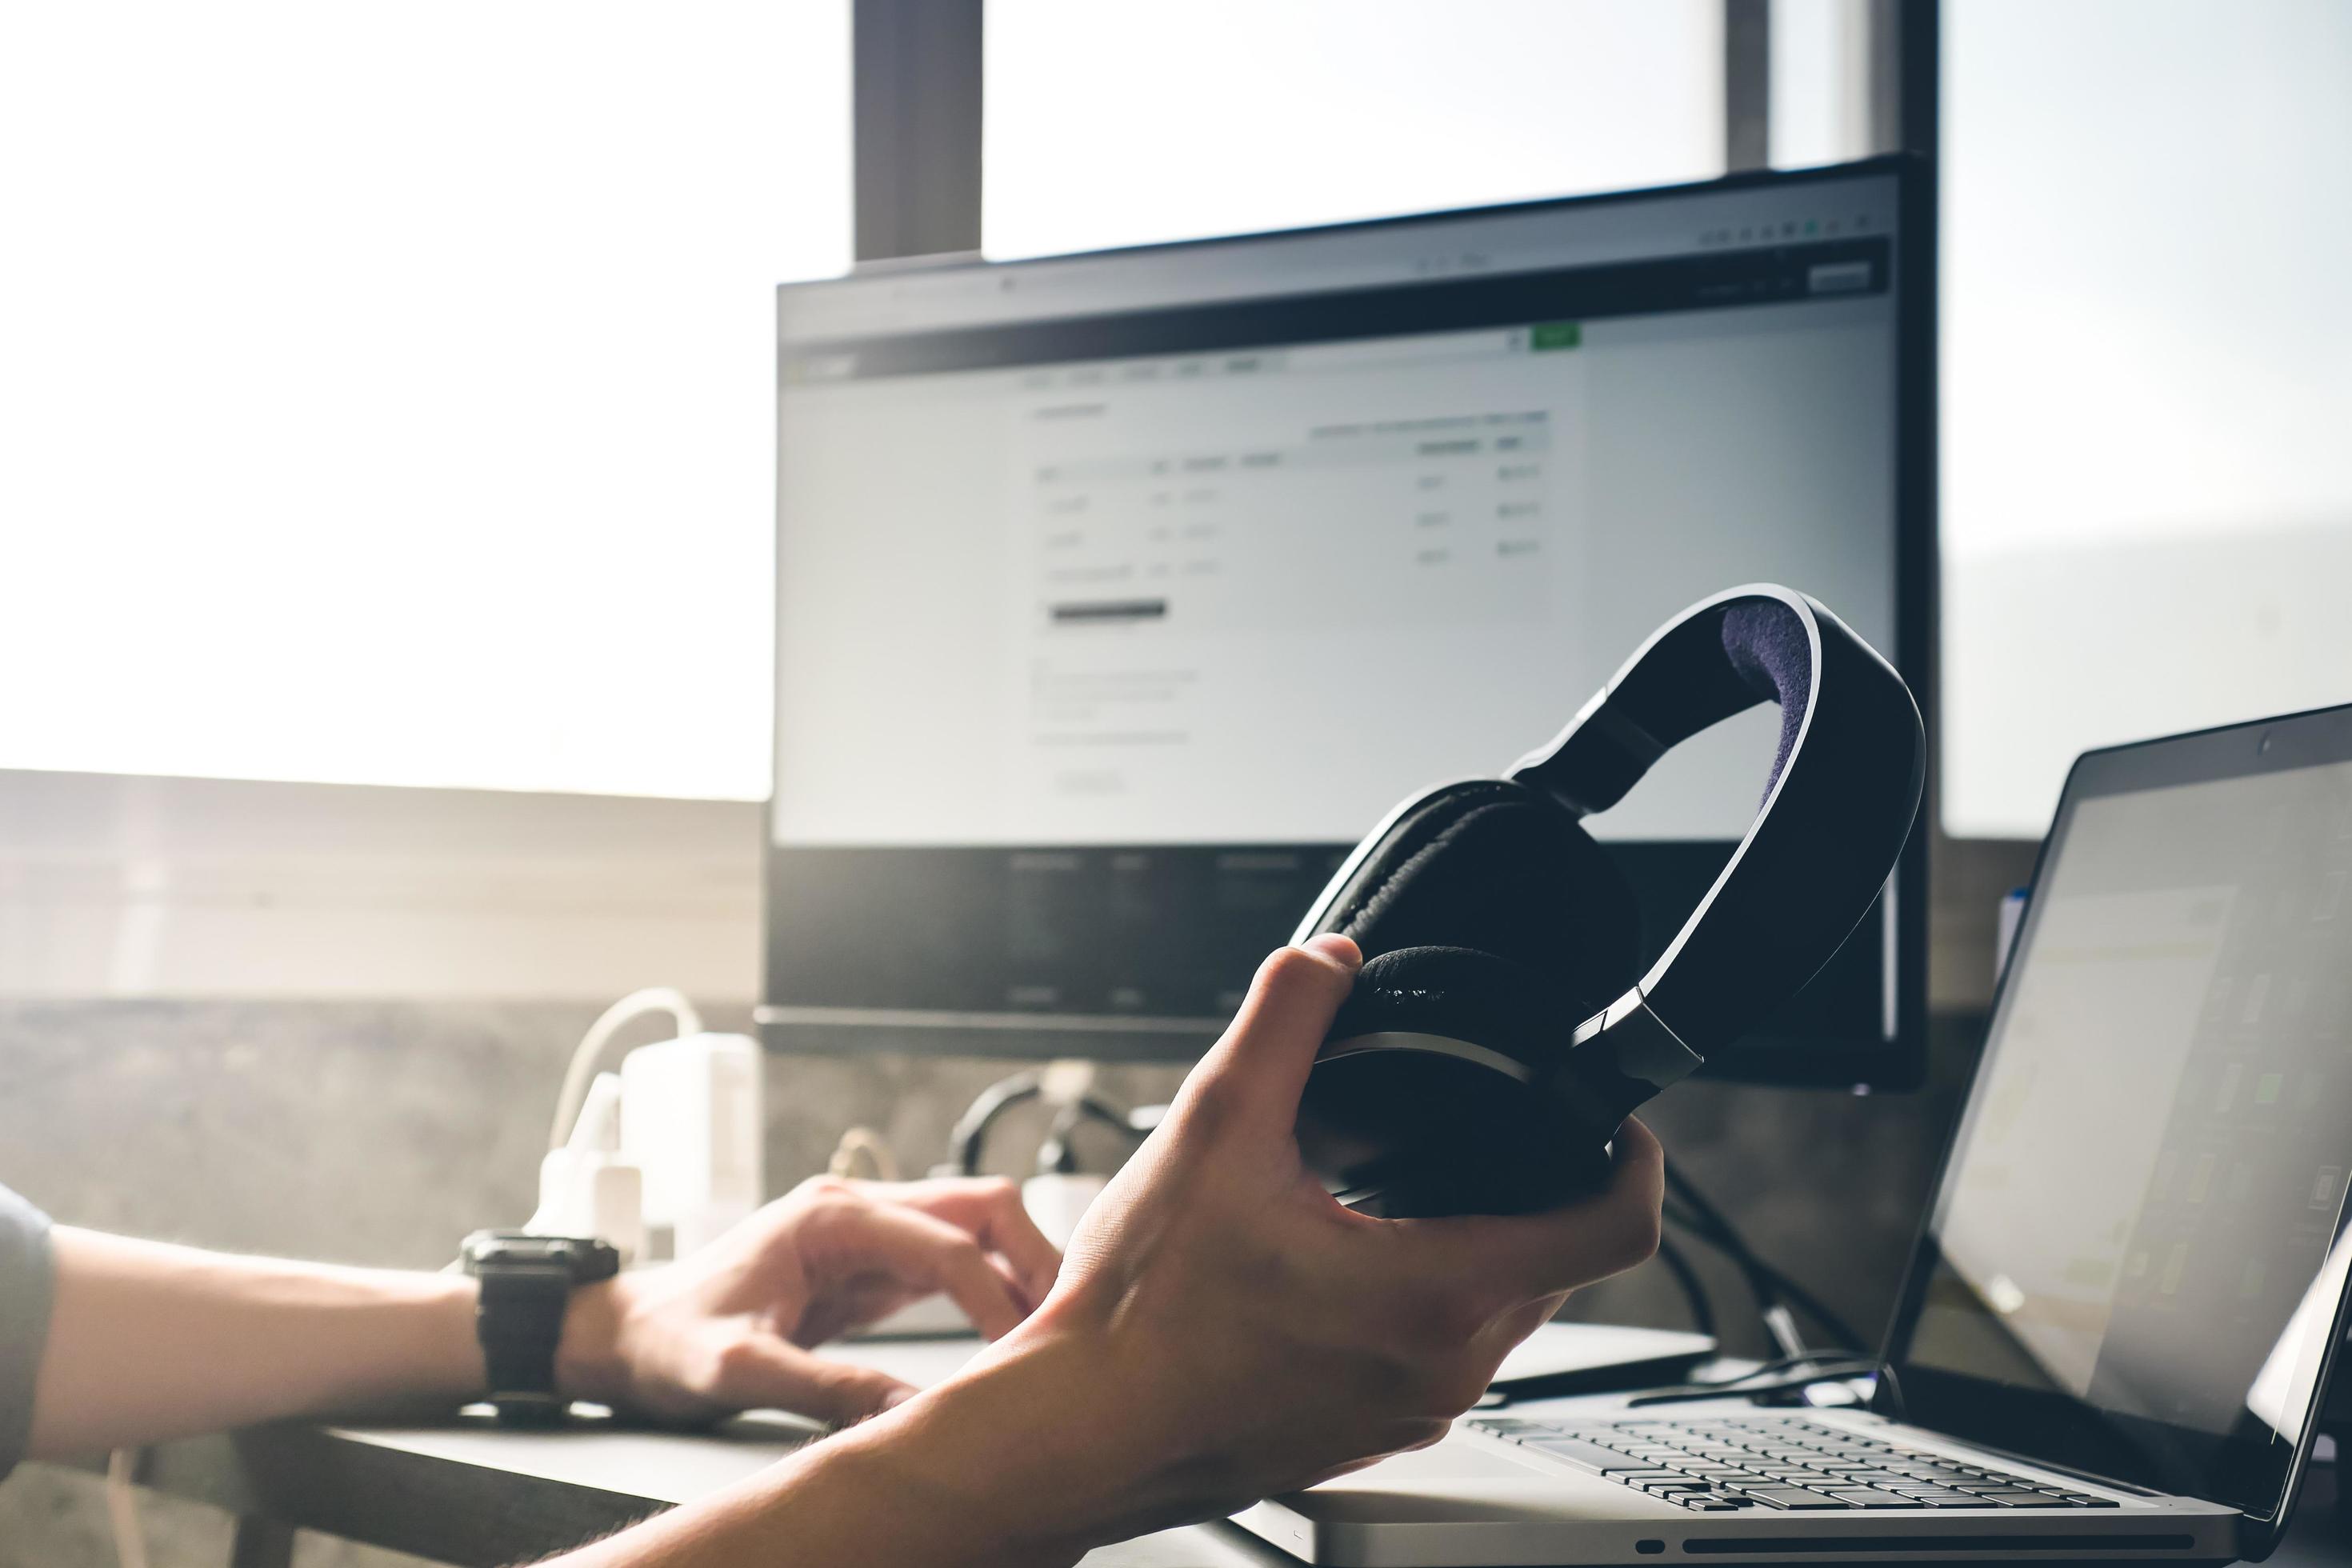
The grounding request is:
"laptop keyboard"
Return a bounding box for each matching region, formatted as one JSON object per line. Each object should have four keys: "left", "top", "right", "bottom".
{"left": 1466, "top": 1415, "right": 2124, "bottom": 1513}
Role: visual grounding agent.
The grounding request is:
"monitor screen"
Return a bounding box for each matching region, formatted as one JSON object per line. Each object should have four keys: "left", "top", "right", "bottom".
{"left": 763, "top": 161, "right": 1927, "bottom": 1071}
{"left": 1890, "top": 712, "right": 2352, "bottom": 1523}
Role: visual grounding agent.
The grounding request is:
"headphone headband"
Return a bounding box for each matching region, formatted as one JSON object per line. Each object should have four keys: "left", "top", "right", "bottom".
{"left": 1508, "top": 584, "right": 1923, "bottom": 1080}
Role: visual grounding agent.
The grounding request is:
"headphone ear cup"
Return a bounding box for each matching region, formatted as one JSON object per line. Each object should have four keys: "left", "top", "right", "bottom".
{"left": 1302, "top": 946, "right": 1622, "bottom": 1217}
{"left": 1313, "top": 781, "right": 1643, "bottom": 1023}
{"left": 1325, "top": 945, "right": 1558, "bottom": 1061}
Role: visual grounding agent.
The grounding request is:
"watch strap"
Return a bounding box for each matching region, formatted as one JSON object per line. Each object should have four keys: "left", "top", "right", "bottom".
{"left": 474, "top": 1261, "right": 576, "bottom": 1422}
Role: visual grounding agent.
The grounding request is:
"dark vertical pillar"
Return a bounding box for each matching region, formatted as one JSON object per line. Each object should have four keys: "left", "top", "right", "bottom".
{"left": 852, "top": 0, "right": 985, "bottom": 262}
{"left": 1725, "top": 0, "right": 1773, "bottom": 170}
{"left": 1867, "top": 0, "right": 1937, "bottom": 157}
{"left": 229, "top": 1515, "right": 296, "bottom": 1568}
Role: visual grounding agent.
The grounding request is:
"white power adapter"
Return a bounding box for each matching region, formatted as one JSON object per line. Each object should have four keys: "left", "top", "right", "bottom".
{"left": 620, "top": 1032, "right": 764, "bottom": 1259}
{"left": 529, "top": 1071, "right": 646, "bottom": 1265}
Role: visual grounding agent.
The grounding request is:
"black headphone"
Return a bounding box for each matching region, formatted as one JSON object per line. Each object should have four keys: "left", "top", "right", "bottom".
{"left": 1291, "top": 584, "right": 1924, "bottom": 1218}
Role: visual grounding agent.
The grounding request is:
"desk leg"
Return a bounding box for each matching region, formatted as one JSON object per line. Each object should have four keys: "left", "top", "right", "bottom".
{"left": 229, "top": 1515, "right": 294, "bottom": 1568}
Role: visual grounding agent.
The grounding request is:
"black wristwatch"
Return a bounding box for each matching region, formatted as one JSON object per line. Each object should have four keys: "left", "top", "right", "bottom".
{"left": 458, "top": 1230, "right": 621, "bottom": 1425}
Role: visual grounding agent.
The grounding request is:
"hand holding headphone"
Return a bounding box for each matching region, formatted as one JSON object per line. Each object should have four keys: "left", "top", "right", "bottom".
{"left": 1291, "top": 584, "right": 1924, "bottom": 1218}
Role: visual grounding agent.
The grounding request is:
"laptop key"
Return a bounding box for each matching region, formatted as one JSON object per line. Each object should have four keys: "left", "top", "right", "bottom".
{"left": 1975, "top": 1490, "right": 2074, "bottom": 1507}
{"left": 1824, "top": 1490, "right": 1919, "bottom": 1509}
{"left": 1742, "top": 1489, "right": 1850, "bottom": 1510}
{"left": 1516, "top": 1438, "right": 1634, "bottom": 1472}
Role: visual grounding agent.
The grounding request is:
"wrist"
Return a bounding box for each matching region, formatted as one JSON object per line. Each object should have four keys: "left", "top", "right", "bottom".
{"left": 553, "top": 1275, "right": 633, "bottom": 1408}
{"left": 830, "top": 1314, "right": 1171, "bottom": 1563}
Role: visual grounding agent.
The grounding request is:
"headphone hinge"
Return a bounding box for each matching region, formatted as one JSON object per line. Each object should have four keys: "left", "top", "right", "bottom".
{"left": 1569, "top": 988, "right": 1703, "bottom": 1094}
{"left": 1511, "top": 693, "right": 1666, "bottom": 817}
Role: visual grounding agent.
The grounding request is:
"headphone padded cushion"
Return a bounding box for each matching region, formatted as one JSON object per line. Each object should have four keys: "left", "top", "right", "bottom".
{"left": 1323, "top": 946, "right": 1558, "bottom": 1062}
{"left": 1302, "top": 945, "right": 1625, "bottom": 1217}
{"left": 1310, "top": 781, "right": 1642, "bottom": 1022}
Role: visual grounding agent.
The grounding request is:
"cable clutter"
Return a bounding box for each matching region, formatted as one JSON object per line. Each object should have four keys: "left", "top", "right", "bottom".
{"left": 942, "top": 1062, "right": 1158, "bottom": 1250}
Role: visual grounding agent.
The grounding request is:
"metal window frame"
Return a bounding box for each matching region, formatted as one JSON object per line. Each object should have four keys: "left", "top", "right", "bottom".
{"left": 846, "top": 2, "right": 1934, "bottom": 237}
{"left": 852, "top": 0, "right": 982, "bottom": 262}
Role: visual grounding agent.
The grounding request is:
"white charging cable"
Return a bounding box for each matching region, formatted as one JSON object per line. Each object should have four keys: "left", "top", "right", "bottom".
{"left": 547, "top": 987, "right": 702, "bottom": 1151}
{"left": 106, "top": 1447, "right": 150, "bottom": 1568}
{"left": 828, "top": 1126, "right": 900, "bottom": 1182}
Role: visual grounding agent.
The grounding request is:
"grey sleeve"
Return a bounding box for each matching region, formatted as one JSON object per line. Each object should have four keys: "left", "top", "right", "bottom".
{"left": 0, "top": 1184, "right": 55, "bottom": 1482}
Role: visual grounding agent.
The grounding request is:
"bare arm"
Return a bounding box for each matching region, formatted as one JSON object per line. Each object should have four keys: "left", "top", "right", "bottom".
{"left": 24, "top": 1176, "right": 1061, "bottom": 1460}
{"left": 27, "top": 1230, "right": 482, "bottom": 1457}
{"left": 550, "top": 936, "right": 1666, "bottom": 1567}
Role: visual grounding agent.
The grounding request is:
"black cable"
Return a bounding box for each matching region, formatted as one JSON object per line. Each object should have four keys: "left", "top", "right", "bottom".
{"left": 1033, "top": 1096, "right": 1144, "bottom": 1176}
{"left": 948, "top": 1071, "right": 1046, "bottom": 1175}
{"left": 1664, "top": 1194, "right": 1788, "bottom": 1349}
{"left": 1662, "top": 1159, "right": 1869, "bottom": 1355}
{"left": 1744, "top": 1254, "right": 1868, "bottom": 1357}
{"left": 1650, "top": 1234, "right": 1717, "bottom": 1338}
{"left": 1626, "top": 1356, "right": 1885, "bottom": 1408}
{"left": 950, "top": 1071, "right": 1138, "bottom": 1178}
{"left": 1668, "top": 1179, "right": 1866, "bottom": 1352}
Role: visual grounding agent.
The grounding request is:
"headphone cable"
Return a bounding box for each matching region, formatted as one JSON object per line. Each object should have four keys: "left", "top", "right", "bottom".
{"left": 1662, "top": 1158, "right": 1866, "bottom": 1357}
{"left": 1649, "top": 1233, "right": 1718, "bottom": 1340}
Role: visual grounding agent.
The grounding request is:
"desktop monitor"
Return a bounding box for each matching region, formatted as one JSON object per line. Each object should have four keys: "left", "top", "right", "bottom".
{"left": 762, "top": 157, "right": 1932, "bottom": 1086}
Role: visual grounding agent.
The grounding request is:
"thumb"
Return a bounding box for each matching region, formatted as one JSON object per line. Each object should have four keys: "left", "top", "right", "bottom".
{"left": 1184, "top": 934, "right": 1361, "bottom": 1134}
{"left": 710, "top": 1337, "right": 917, "bottom": 1429}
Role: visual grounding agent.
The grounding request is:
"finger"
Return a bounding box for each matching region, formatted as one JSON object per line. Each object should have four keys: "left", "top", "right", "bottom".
{"left": 1510, "top": 1115, "right": 1665, "bottom": 1293}
{"left": 968, "top": 1186, "right": 1065, "bottom": 1306}
{"left": 1408, "top": 1116, "right": 1666, "bottom": 1301}
{"left": 708, "top": 1336, "right": 916, "bottom": 1427}
{"left": 798, "top": 1274, "right": 921, "bottom": 1346}
{"left": 1183, "top": 934, "right": 1362, "bottom": 1134}
{"left": 822, "top": 1201, "right": 1033, "bottom": 1338}
{"left": 889, "top": 1178, "right": 1066, "bottom": 1306}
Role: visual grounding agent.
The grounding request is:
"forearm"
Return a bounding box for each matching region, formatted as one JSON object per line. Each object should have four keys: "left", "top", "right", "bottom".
{"left": 26, "top": 1227, "right": 484, "bottom": 1458}
{"left": 550, "top": 1333, "right": 1140, "bottom": 1568}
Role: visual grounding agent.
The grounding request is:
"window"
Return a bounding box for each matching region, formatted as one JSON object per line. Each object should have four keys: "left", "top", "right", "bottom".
{"left": 982, "top": 0, "right": 1723, "bottom": 260}
{"left": 1769, "top": 0, "right": 1874, "bottom": 170}
{"left": 1941, "top": 0, "right": 2352, "bottom": 838}
{"left": 0, "top": 2, "right": 850, "bottom": 800}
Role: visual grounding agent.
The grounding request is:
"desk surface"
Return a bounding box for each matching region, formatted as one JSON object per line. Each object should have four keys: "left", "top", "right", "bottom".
{"left": 131, "top": 1414, "right": 1294, "bottom": 1567}
{"left": 114, "top": 1331, "right": 2352, "bottom": 1568}
{"left": 126, "top": 1413, "right": 2352, "bottom": 1568}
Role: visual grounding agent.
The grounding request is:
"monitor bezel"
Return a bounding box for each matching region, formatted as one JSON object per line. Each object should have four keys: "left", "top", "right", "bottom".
{"left": 761, "top": 154, "right": 1933, "bottom": 1085}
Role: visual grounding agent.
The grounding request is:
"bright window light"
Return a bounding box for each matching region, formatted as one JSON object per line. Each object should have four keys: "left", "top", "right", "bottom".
{"left": 0, "top": 2, "right": 850, "bottom": 799}
{"left": 983, "top": 0, "right": 1723, "bottom": 260}
{"left": 1770, "top": 0, "right": 1873, "bottom": 170}
{"left": 1941, "top": 0, "right": 2352, "bottom": 837}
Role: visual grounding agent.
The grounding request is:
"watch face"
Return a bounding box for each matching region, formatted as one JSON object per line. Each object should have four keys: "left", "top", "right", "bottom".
{"left": 462, "top": 1230, "right": 620, "bottom": 1279}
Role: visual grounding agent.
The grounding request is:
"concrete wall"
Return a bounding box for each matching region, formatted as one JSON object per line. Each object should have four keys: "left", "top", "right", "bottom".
{"left": 0, "top": 998, "right": 1986, "bottom": 1566}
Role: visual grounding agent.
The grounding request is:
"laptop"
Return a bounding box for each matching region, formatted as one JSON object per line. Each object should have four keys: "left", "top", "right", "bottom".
{"left": 1238, "top": 702, "right": 2352, "bottom": 1566}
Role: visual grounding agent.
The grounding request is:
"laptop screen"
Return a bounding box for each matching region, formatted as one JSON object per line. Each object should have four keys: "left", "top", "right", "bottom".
{"left": 1887, "top": 708, "right": 2352, "bottom": 1523}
